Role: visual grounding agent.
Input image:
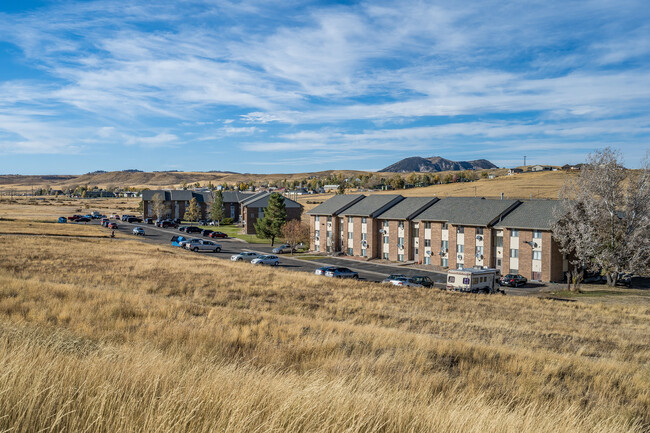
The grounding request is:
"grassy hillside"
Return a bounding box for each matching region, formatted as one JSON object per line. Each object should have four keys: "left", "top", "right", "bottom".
{"left": 0, "top": 213, "right": 648, "bottom": 432}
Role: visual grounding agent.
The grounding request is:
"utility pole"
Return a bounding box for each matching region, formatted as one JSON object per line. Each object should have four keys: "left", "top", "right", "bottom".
{"left": 524, "top": 155, "right": 527, "bottom": 168}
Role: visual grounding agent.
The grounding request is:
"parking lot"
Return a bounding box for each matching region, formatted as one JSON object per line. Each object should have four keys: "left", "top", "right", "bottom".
{"left": 96, "top": 218, "right": 449, "bottom": 285}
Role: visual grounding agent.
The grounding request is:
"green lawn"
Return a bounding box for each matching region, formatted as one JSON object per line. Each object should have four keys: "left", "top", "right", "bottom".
{"left": 194, "top": 223, "right": 282, "bottom": 244}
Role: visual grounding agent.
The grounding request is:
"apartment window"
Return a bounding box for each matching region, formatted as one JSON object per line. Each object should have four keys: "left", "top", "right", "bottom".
{"left": 424, "top": 239, "right": 431, "bottom": 247}
{"left": 383, "top": 253, "right": 389, "bottom": 260}
{"left": 476, "top": 246, "right": 484, "bottom": 257}
{"left": 398, "top": 237, "right": 404, "bottom": 248}
{"left": 496, "top": 236, "right": 503, "bottom": 247}
{"left": 476, "top": 227, "right": 484, "bottom": 235}
{"left": 361, "top": 249, "right": 367, "bottom": 257}
{"left": 339, "top": 218, "right": 344, "bottom": 226}
{"left": 533, "top": 250, "right": 542, "bottom": 261}
{"left": 509, "top": 268, "right": 518, "bottom": 274}
{"left": 457, "top": 244, "right": 464, "bottom": 253}
{"left": 315, "top": 245, "right": 320, "bottom": 252}
{"left": 326, "top": 230, "right": 331, "bottom": 239}
{"left": 383, "top": 220, "right": 389, "bottom": 228}
{"left": 441, "top": 258, "right": 448, "bottom": 267}
{"left": 398, "top": 221, "right": 404, "bottom": 229}
{"left": 441, "top": 240, "right": 449, "bottom": 251}
{"left": 361, "top": 217, "right": 367, "bottom": 224}
{"left": 348, "top": 216, "right": 353, "bottom": 224}
{"left": 362, "top": 233, "right": 367, "bottom": 241}
{"left": 510, "top": 248, "right": 519, "bottom": 258}
{"left": 327, "top": 216, "right": 332, "bottom": 222}
{"left": 457, "top": 226, "right": 464, "bottom": 234}
{"left": 424, "top": 256, "right": 431, "bottom": 265}
{"left": 315, "top": 216, "right": 320, "bottom": 223}
{"left": 532, "top": 272, "right": 542, "bottom": 280}
{"left": 533, "top": 230, "right": 542, "bottom": 239}
{"left": 413, "top": 226, "right": 419, "bottom": 237}
{"left": 315, "top": 230, "right": 320, "bottom": 239}
{"left": 457, "top": 263, "right": 464, "bottom": 269}
{"left": 511, "top": 229, "right": 519, "bottom": 237}
{"left": 348, "top": 232, "right": 353, "bottom": 239}
{"left": 442, "top": 222, "right": 448, "bottom": 230}
{"left": 425, "top": 222, "right": 431, "bottom": 229}
{"left": 398, "top": 254, "right": 404, "bottom": 262}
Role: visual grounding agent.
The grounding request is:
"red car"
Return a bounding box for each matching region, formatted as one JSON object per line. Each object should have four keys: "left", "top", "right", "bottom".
{"left": 108, "top": 222, "right": 119, "bottom": 229}
{"left": 209, "top": 231, "right": 228, "bottom": 239}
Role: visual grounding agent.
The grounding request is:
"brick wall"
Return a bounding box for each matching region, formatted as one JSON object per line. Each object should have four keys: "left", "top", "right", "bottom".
{"left": 465, "top": 226, "right": 476, "bottom": 268}
{"left": 484, "top": 228, "right": 493, "bottom": 267}
{"left": 367, "top": 218, "right": 378, "bottom": 259}
{"left": 518, "top": 229, "right": 533, "bottom": 279}
{"left": 352, "top": 217, "right": 362, "bottom": 256}
{"left": 502, "top": 229, "right": 511, "bottom": 273}
{"left": 448, "top": 224, "right": 458, "bottom": 269}
{"left": 431, "top": 222, "right": 443, "bottom": 266}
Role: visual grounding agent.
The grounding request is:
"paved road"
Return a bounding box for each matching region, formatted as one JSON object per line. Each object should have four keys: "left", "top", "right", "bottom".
{"left": 101, "top": 220, "right": 448, "bottom": 285}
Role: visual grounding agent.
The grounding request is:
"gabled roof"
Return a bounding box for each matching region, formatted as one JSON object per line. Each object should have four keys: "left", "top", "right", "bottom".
{"left": 241, "top": 191, "right": 269, "bottom": 206}
{"left": 414, "top": 197, "right": 520, "bottom": 226}
{"left": 375, "top": 197, "right": 439, "bottom": 220}
{"left": 141, "top": 189, "right": 210, "bottom": 203}
{"left": 493, "top": 200, "right": 560, "bottom": 230}
{"left": 339, "top": 195, "right": 404, "bottom": 217}
{"left": 244, "top": 192, "right": 302, "bottom": 209}
{"left": 142, "top": 190, "right": 169, "bottom": 201}
{"left": 306, "top": 194, "right": 365, "bottom": 215}
{"left": 221, "top": 191, "right": 255, "bottom": 203}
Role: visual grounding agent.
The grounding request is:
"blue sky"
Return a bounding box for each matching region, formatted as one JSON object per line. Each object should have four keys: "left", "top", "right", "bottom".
{"left": 0, "top": 0, "right": 648, "bottom": 174}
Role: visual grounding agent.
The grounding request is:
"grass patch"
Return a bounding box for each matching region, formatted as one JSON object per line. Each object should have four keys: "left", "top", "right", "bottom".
{"left": 193, "top": 223, "right": 284, "bottom": 244}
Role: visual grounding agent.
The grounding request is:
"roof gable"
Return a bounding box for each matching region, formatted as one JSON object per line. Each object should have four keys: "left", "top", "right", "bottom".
{"left": 306, "top": 194, "right": 365, "bottom": 215}
{"left": 494, "top": 200, "right": 561, "bottom": 230}
{"left": 415, "top": 197, "right": 521, "bottom": 226}
{"left": 339, "top": 195, "right": 404, "bottom": 217}
{"left": 375, "top": 197, "right": 439, "bottom": 220}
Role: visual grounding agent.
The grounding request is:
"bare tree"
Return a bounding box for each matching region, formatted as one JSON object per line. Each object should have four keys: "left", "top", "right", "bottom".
{"left": 281, "top": 220, "right": 309, "bottom": 255}
{"left": 152, "top": 193, "right": 166, "bottom": 219}
{"left": 553, "top": 148, "right": 650, "bottom": 288}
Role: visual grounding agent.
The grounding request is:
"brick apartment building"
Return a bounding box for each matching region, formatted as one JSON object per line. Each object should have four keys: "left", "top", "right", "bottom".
{"left": 142, "top": 190, "right": 212, "bottom": 219}
{"left": 240, "top": 191, "right": 303, "bottom": 235}
{"left": 308, "top": 194, "right": 567, "bottom": 283}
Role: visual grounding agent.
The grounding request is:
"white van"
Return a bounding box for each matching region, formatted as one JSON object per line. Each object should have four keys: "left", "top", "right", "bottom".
{"left": 446, "top": 268, "right": 502, "bottom": 294}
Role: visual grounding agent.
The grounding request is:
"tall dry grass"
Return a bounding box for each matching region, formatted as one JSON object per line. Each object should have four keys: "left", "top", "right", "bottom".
{"left": 0, "top": 223, "right": 648, "bottom": 432}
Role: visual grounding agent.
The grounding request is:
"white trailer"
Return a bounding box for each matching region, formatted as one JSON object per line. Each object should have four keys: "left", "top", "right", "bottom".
{"left": 446, "top": 268, "right": 502, "bottom": 294}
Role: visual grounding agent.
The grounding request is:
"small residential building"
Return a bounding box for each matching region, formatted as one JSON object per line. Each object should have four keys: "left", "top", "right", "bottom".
{"left": 240, "top": 192, "right": 303, "bottom": 235}
{"left": 508, "top": 168, "right": 524, "bottom": 175}
{"left": 323, "top": 185, "right": 340, "bottom": 192}
{"left": 529, "top": 165, "right": 552, "bottom": 172}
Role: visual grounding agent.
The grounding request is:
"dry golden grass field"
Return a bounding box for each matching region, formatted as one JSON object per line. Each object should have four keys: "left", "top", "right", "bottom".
{"left": 0, "top": 199, "right": 649, "bottom": 432}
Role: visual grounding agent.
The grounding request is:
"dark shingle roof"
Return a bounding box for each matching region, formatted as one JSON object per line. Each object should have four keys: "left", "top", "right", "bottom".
{"left": 306, "top": 194, "right": 365, "bottom": 215}
{"left": 244, "top": 193, "right": 302, "bottom": 209}
{"left": 142, "top": 190, "right": 169, "bottom": 201}
{"left": 494, "top": 200, "right": 560, "bottom": 230}
{"left": 141, "top": 190, "right": 210, "bottom": 203}
{"left": 339, "top": 195, "right": 404, "bottom": 217}
{"left": 241, "top": 191, "right": 269, "bottom": 206}
{"left": 414, "top": 197, "right": 520, "bottom": 226}
{"left": 222, "top": 191, "right": 255, "bottom": 203}
{"left": 375, "top": 197, "right": 439, "bottom": 220}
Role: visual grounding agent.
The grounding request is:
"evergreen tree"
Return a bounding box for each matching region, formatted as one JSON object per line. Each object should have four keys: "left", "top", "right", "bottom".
{"left": 210, "top": 191, "right": 225, "bottom": 225}
{"left": 254, "top": 193, "right": 287, "bottom": 246}
{"left": 184, "top": 197, "right": 201, "bottom": 222}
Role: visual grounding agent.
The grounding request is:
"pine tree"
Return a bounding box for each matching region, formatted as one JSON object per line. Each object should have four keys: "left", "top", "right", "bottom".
{"left": 254, "top": 193, "right": 287, "bottom": 246}
{"left": 211, "top": 191, "right": 225, "bottom": 225}
{"left": 184, "top": 197, "right": 201, "bottom": 222}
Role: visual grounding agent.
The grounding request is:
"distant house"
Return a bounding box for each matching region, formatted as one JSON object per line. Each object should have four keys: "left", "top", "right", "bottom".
{"left": 221, "top": 191, "right": 256, "bottom": 222}
{"left": 240, "top": 192, "right": 303, "bottom": 235}
{"left": 529, "top": 165, "right": 552, "bottom": 172}
{"left": 562, "top": 164, "right": 583, "bottom": 171}
{"left": 323, "top": 185, "right": 339, "bottom": 192}
{"left": 508, "top": 168, "right": 524, "bottom": 175}
{"left": 85, "top": 190, "right": 116, "bottom": 198}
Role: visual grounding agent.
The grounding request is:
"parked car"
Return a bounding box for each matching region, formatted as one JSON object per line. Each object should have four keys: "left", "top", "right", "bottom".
{"left": 381, "top": 274, "right": 406, "bottom": 284}
{"left": 121, "top": 215, "right": 132, "bottom": 221}
{"left": 251, "top": 255, "right": 280, "bottom": 266}
{"left": 387, "top": 276, "right": 422, "bottom": 287}
{"left": 185, "top": 226, "right": 202, "bottom": 234}
{"left": 185, "top": 239, "right": 222, "bottom": 253}
{"left": 111, "top": 214, "right": 121, "bottom": 219}
{"left": 178, "top": 237, "right": 200, "bottom": 248}
{"left": 101, "top": 219, "right": 111, "bottom": 227}
{"left": 160, "top": 220, "right": 177, "bottom": 228}
{"left": 171, "top": 235, "right": 187, "bottom": 247}
{"left": 324, "top": 267, "right": 359, "bottom": 279}
{"left": 145, "top": 218, "right": 154, "bottom": 224}
{"left": 208, "top": 231, "right": 228, "bottom": 239}
{"left": 201, "top": 229, "right": 214, "bottom": 237}
{"left": 132, "top": 226, "right": 145, "bottom": 236}
{"left": 314, "top": 266, "right": 337, "bottom": 276}
{"left": 198, "top": 220, "right": 208, "bottom": 226}
{"left": 67, "top": 215, "right": 81, "bottom": 221}
{"left": 231, "top": 251, "right": 261, "bottom": 261}
{"left": 57, "top": 216, "right": 67, "bottom": 223}
{"left": 108, "top": 222, "right": 118, "bottom": 229}
{"left": 178, "top": 226, "right": 187, "bottom": 232}
{"left": 272, "top": 244, "right": 296, "bottom": 254}
{"left": 411, "top": 276, "right": 435, "bottom": 288}
{"left": 127, "top": 217, "right": 143, "bottom": 223}
{"left": 499, "top": 274, "right": 527, "bottom": 287}
{"left": 76, "top": 217, "right": 90, "bottom": 223}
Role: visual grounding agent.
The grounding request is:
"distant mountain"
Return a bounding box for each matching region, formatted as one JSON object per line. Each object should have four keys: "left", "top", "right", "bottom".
{"left": 379, "top": 156, "right": 498, "bottom": 173}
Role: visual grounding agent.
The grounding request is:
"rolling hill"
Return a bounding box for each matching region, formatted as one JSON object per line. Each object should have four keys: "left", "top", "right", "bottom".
{"left": 380, "top": 156, "right": 498, "bottom": 173}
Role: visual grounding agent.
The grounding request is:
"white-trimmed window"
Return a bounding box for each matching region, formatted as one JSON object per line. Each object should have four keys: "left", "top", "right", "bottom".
{"left": 457, "top": 244, "right": 464, "bottom": 253}
{"left": 510, "top": 248, "right": 519, "bottom": 258}
{"left": 533, "top": 250, "right": 542, "bottom": 260}
{"left": 315, "top": 216, "right": 320, "bottom": 223}
{"left": 511, "top": 229, "right": 519, "bottom": 237}
{"left": 533, "top": 230, "right": 542, "bottom": 239}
